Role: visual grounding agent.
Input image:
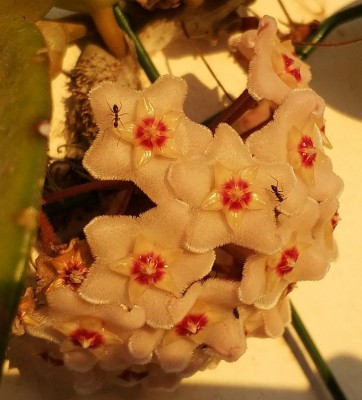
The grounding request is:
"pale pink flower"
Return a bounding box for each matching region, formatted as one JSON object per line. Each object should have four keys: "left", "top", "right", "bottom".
{"left": 83, "top": 74, "right": 213, "bottom": 204}
{"left": 229, "top": 16, "right": 312, "bottom": 103}
{"left": 167, "top": 123, "right": 294, "bottom": 253}
{"left": 247, "top": 89, "right": 343, "bottom": 206}
{"left": 239, "top": 197, "right": 330, "bottom": 309}
{"left": 238, "top": 234, "right": 328, "bottom": 309}
{"left": 313, "top": 198, "right": 340, "bottom": 259}
{"left": 242, "top": 287, "right": 292, "bottom": 338}
{"left": 80, "top": 202, "right": 215, "bottom": 328}
{"left": 155, "top": 279, "right": 246, "bottom": 373}
{"left": 46, "top": 284, "right": 146, "bottom": 332}
{"left": 55, "top": 316, "right": 123, "bottom": 373}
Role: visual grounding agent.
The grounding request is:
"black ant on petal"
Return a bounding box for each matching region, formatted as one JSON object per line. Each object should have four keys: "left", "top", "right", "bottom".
{"left": 265, "top": 175, "right": 287, "bottom": 220}
{"left": 265, "top": 175, "right": 285, "bottom": 203}
{"left": 271, "top": 183, "right": 284, "bottom": 202}
{"left": 106, "top": 99, "right": 127, "bottom": 130}
{"left": 111, "top": 103, "right": 120, "bottom": 128}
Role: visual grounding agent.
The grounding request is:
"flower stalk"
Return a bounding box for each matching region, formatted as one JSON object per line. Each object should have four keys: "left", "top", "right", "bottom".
{"left": 113, "top": 3, "right": 160, "bottom": 83}
{"left": 291, "top": 303, "right": 347, "bottom": 400}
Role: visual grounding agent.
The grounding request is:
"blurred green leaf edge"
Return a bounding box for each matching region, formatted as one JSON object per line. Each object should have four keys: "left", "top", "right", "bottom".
{"left": 0, "top": 15, "right": 52, "bottom": 377}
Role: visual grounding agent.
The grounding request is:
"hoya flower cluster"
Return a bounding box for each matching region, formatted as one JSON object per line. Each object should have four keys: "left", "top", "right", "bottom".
{"left": 12, "top": 16, "right": 342, "bottom": 394}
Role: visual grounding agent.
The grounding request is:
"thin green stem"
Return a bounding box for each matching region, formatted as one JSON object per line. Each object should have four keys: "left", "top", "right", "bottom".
{"left": 291, "top": 303, "right": 347, "bottom": 400}
{"left": 296, "top": 4, "right": 362, "bottom": 60}
{"left": 113, "top": 4, "right": 160, "bottom": 83}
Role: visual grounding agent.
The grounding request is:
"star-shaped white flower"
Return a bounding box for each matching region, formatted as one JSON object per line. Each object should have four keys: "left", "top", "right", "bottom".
{"left": 55, "top": 316, "right": 123, "bottom": 373}
{"left": 83, "top": 74, "right": 213, "bottom": 204}
{"left": 155, "top": 279, "right": 246, "bottom": 373}
{"left": 167, "top": 123, "right": 289, "bottom": 254}
{"left": 80, "top": 201, "right": 215, "bottom": 329}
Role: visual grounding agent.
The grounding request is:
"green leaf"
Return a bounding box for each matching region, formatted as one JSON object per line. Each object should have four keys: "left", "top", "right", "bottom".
{"left": 0, "top": 0, "right": 55, "bottom": 22}
{"left": 0, "top": 16, "right": 51, "bottom": 375}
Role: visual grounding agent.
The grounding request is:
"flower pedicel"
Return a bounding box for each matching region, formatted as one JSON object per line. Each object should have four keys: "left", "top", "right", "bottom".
{"left": 10, "top": 15, "right": 342, "bottom": 394}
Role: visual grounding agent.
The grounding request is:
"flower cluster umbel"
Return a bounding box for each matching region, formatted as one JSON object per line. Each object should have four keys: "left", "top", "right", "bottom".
{"left": 13, "top": 16, "right": 342, "bottom": 394}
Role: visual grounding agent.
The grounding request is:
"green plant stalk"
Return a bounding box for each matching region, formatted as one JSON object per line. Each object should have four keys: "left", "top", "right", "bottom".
{"left": 291, "top": 304, "right": 347, "bottom": 400}
{"left": 0, "top": 16, "right": 51, "bottom": 375}
{"left": 296, "top": 4, "right": 362, "bottom": 60}
{"left": 113, "top": 3, "right": 160, "bottom": 83}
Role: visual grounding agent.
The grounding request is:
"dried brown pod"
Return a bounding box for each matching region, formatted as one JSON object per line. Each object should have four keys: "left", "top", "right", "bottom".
{"left": 66, "top": 44, "right": 140, "bottom": 155}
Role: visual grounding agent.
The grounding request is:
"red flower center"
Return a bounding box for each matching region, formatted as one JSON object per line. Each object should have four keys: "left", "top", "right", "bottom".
{"left": 282, "top": 54, "right": 302, "bottom": 82}
{"left": 131, "top": 252, "right": 166, "bottom": 285}
{"left": 298, "top": 135, "right": 317, "bottom": 168}
{"left": 275, "top": 246, "right": 299, "bottom": 276}
{"left": 221, "top": 178, "right": 252, "bottom": 211}
{"left": 61, "top": 260, "right": 88, "bottom": 289}
{"left": 175, "top": 313, "right": 208, "bottom": 336}
{"left": 134, "top": 117, "right": 168, "bottom": 150}
{"left": 70, "top": 328, "right": 104, "bottom": 349}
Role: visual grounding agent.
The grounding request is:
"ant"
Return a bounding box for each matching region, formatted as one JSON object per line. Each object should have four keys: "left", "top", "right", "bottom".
{"left": 111, "top": 103, "right": 120, "bottom": 128}
{"left": 110, "top": 103, "right": 126, "bottom": 129}
{"left": 106, "top": 99, "right": 126, "bottom": 130}
{"left": 271, "top": 183, "right": 284, "bottom": 202}
{"left": 266, "top": 175, "right": 285, "bottom": 203}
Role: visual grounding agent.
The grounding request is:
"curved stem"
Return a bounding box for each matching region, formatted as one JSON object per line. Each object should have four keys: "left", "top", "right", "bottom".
{"left": 296, "top": 4, "right": 362, "bottom": 60}
{"left": 113, "top": 3, "right": 160, "bottom": 83}
{"left": 207, "top": 89, "right": 256, "bottom": 132}
{"left": 42, "top": 180, "right": 130, "bottom": 205}
{"left": 291, "top": 303, "right": 347, "bottom": 400}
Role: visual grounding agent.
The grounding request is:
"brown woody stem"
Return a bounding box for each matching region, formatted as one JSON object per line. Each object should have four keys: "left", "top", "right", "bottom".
{"left": 207, "top": 89, "right": 257, "bottom": 132}
{"left": 42, "top": 180, "right": 130, "bottom": 205}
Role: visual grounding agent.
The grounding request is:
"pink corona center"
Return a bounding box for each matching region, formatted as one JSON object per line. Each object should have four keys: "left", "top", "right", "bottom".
{"left": 331, "top": 211, "right": 340, "bottom": 230}
{"left": 175, "top": 313, "right": 208, "bottom": 336}
{"left": 61, "top": 259, "right": 88, "bottom": 289}
{"left": 275, "top": 246, "right": 299, "bottom": 276}
{"left": 134, "top": 117, "right": 168, "bottom": 150}
{"left": 69, "top": 328, "right": 104, "bottom": 349}
{"left": 221, "top": 178, "right": 252, "bottom": 212}
{"left": 131, "top": 252, "right": 166, "bottom": 286}
{"left": 282, "top": 54, "right": 302, "bottom": 82}
{"left": 298, "top": 135, "right": 317, "bottom": 168}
